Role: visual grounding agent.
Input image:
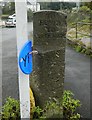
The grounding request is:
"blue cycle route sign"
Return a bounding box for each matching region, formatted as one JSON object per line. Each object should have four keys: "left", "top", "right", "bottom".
{"left": 19, "top": 40, "right": 33, "bottom": 74}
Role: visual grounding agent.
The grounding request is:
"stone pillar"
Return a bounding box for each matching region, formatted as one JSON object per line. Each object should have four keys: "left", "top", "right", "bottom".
{"left": 30, "top": 10, "right": 67, "bottom": 108}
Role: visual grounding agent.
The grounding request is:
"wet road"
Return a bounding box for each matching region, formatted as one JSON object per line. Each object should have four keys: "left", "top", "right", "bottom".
{"left": 65, "top": 46, "right": 90, "bottom": 119}
{"left": 1, "top": 22, "right": 90, "bottom": 118}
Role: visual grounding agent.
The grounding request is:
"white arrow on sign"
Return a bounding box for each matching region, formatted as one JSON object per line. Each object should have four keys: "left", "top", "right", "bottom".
{"left": 15, "top": 0, "right": 30, "bottom": 119}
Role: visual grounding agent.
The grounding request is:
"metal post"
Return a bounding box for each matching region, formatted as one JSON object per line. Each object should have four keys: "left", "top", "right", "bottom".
{"left": 36, "top": 0, "right": 37, "bottom": 11}
{"left": 15, "top": 0, "right": 30, "bottom": 119}
{"left": 76, "top": 23, "right": 77, "bottom": 39}
{"left": 0, "top": 7, "right": 2, "bottom": 114}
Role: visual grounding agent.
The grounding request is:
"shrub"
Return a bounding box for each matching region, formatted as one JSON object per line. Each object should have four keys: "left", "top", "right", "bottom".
{"left": 0, "top": 91, "right": 81, "bottom": 120}
{"left": 90, "top": 55, "right": 92, "bottom": 58}
{"left": 85, "top": 49, "right": 91, "bottom": 55}
{"left": 62, "top": 90, "right": 81, "bottom": 120}
{"left": 81, "top": 48, "right": 86, "bottom": 53}
{"left": 79, "top": 6, "right": 90, "bottom": 12}
{"left": 78, "top": 41, "right": 85, "bottom": 46}
{"left": 33, "top": 90, "right": 81, "bottom": 120}
{"left": 33, "top": 106, "right": 43, "bottom": 119}
{"left": 42, "top": 100, "right": 63, "bottom": 119}
{"left": 75, "top": 45, "right": 82, "bottom": 52}
{"left": 0, "top": 97, "right": 20, "bottom": 120}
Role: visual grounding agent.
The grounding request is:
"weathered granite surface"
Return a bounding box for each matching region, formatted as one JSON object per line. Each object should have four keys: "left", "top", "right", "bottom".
{"left": 30, "top": 10, "right": 67, "bottom": 108}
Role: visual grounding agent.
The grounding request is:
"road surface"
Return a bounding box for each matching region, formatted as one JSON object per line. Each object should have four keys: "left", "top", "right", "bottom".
{"left": 1, "top": 22, "right": 90, "bottom": 118}
{"left": 65, "top": 46, "right": 90, "bottom": 119}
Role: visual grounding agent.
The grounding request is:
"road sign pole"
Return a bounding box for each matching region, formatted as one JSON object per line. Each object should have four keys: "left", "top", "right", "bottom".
{"left": 15, "top": 0, "right": 30, "bottom": 119}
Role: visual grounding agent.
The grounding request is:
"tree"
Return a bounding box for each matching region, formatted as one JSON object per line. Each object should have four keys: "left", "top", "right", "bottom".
{"left": 40, "top": 2, "right": 60, "bottom": 10}
{"left": 40, "top": 2, "right": 76, "bottom": 11}
{"left": 9, "top": 2, "right": 15, "bottom": 14}
{"left": 2, "top": 3, "right": 10, "bottom": 14}
{"left": 61, "top": 2, "right": 76, "bottom": 10}
{"left": 81, "top": 2, "right": 92, "bottom": 10}
{"left": 48, "top": 2, "right": 60, "bottom": 10}
{"left": 27, "top": 9, "right": 33, "bottom": 22}
{"left": 2, "top": 2, "right": 15, "bottom": 15}
{"left": 40, "top": 2, "right": 49, "bottom": 10}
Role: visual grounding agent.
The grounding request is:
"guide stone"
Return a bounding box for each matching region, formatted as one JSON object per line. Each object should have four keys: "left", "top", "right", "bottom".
{"left": 30, "top": 10, "right": 67, "bottom": 108}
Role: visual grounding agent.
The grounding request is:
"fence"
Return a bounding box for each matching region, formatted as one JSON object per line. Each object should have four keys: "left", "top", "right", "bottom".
{"left": 67, "top": 22, "right": 92, "bottom": 54}
{"left": 75, "top": 22, "right": 92, "bottom": 39}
